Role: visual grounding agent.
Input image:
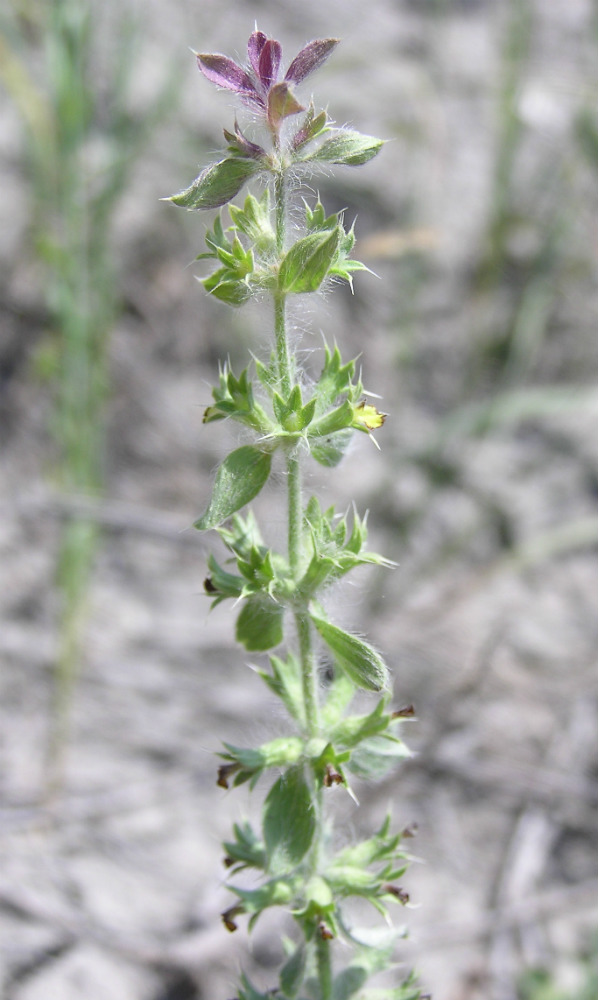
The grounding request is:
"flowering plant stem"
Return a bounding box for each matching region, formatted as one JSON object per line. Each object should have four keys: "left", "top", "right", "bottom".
{"left": 169, "top": 27, "right": 424, "bottom": 1000}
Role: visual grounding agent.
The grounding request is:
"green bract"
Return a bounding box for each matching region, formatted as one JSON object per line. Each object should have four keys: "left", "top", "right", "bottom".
{"left": 169, "top": 26, "right": 423, "bottom": 1000}
{"left": 278, "top": 227, "right": 342, "bottom": 293}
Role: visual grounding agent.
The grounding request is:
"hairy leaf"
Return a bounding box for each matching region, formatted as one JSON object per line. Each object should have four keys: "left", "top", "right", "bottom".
{"left": 285, "top": 39, "right": 339, "bottom": 84}
{"left": 236, "top": 597, "right": 284, "bottom": 651}
{"left": 263, "top": 768, "right": 316, "bottom": 874}
{"left": 278, "top": 227, "right": 342, "bottom": 294}
{"left": 311, "top": 429, "right": 353, "bottom": 468}
{"left": 257, "top": 654, "right": 307, "bottom": 729}
{"left": 310, "top": 613, "right": 389, "bottom": 692}
{"left": 168, "top": 158, "right": 259, "bottom": 210}
{"left": 195, "top": 446, "right": 271, "bottom": 530}
{"left": 306, "top": 130, "right": 384, "bottom": 167}
{"left": 348, "top": 735, "right": 412, "bottom": 780}
{"left": 280, "top": 944, "right": 307, "bottom": 998}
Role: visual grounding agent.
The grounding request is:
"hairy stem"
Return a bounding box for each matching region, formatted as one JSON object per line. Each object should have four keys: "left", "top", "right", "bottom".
{"left": 274, "top": 160, "right": 328, "bottom": 999}
{"left": 296, "top": 608, "right": 320, "bottom": 738}
{"left": 274, "top": 171, "right": 292, "bottom": 395}
{"left": 274, "top": 169, "right": 286, "bottom": 254}
{"left": 273, "top": 166, "right": 319, "bottom": 734}
{"left": 287, "top": 454, "right": 302, "bottom": 577}
{"left": 316, "top": 935, "right": 333, "bottom": 1000}
{"left": 274, "top": 291, "right": 292, "bottom": 397}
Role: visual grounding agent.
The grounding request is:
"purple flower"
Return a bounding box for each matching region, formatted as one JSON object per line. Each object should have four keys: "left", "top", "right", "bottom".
{"left": 196, "top": 31, "right": 339, "bottom": 130}
{"left": 285, "top": 39, "right": 339, "bottom": 85}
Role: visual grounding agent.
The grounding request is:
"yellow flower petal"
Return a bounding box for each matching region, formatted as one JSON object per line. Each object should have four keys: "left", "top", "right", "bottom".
{"left": 352, "top": 401, "right": 386, "bottom": 431}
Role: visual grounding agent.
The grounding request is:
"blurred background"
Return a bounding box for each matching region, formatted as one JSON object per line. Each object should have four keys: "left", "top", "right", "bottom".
{"left": 1, "top": 1, "right": 597, "bottom": 998}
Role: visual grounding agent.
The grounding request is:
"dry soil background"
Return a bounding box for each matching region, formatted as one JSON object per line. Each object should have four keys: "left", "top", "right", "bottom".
{"left": 1, "top": 2, "right": 598, "bottom": 1000}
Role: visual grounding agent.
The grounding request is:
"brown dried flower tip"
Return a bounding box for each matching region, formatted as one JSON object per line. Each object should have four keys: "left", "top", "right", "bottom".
{"left": 392, "top": 704, "right": 415, "bottom": 718}
{"left": 401, "top": 823, "right": 419, "bottom": 838}
{"left": 323, "top": 763, "right": 344, "bottom": 787}
{"left": 217, "top": 762, "right": 240, "bottom": 789}
{"left": 222, "top": 905, "right": 244, "bottom": 932}
{"left": 383, "top": 884, "right": 410, "bottom": 905}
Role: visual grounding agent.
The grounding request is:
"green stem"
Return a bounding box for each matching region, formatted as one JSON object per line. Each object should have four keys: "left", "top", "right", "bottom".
{"left": 274, "top": 169, "right": 286, "bottom": 254}
{"left": 274, "top": 170, "right": 292, "bottom": 395}
{"left": 287, "top": 454, "right": 302, "bottom": 576}
{"left": 273, "top": 165, "right": 320, "bottom": 737}
{"left": 274, "top": 291, "right": 292, "bottom": 397}
{"left": 316, "top": 935, "right": 333, "bottom": 1000}
{"left": 273, "top": 164, "right": 326, "bottom": 1000}
{"left": 296, "top": 609, "right": 320, "bottom": 738}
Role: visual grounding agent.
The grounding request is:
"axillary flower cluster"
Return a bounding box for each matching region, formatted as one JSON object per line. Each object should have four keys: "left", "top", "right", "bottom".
{"left": 168, "top": 28, "right": 426, "bottom": 1000}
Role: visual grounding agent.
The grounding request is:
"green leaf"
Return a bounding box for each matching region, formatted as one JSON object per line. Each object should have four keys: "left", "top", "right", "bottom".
{"left": 305, "top": 130, "right": 384, "bottom": 167}
{"left": 202, "top": 270, "right": 253, "bottom": 306}
{"left": 231, "top": 876, "right": 297, "bottom": 914}
{"left": 223, "top": 821, "right": 267, "bottom": 872}
{"left": 238, "top": 974, "right": 275, "bottom": 1000}
{"left": 236, "top": 597, "right": 284, "bottom": 651}
{"left": 348, "top": 735, "right": 411, "bottom": 780}
{"left": 167, "top": 157, "right": 259, "bottom": 210}
{"left": 311, "top": 430, "right": 353, "bottom": 468}
{"left": 333, "top": 965, "right": 369, "bottom": 1000}
{"left": 326, "top": 865, "right": 379, "bottom": 894}
{"left": 292, "top": 104, "right": 329, "bottom": 152}
{"left": 223, "top": 737, "right": 304, "bottom": 771}
{"left": 278, "top": 227, "right": 342, "bottom": 294}
{"left": 304, "top": 198, "right": 338, "bottom": 232}
{"left": 331, "top": 698, "right": 392, "bottom": 749}
{"left": 195, "top": 446, "right": 271, "bottom": 530}
{"left": 229, "top": 190, "right": 276, "bottom": 254}
{"left": 204, "top": 554, "right": 244, "bottom": 606}
{"left": 321, "top": 670, "right": 355, "bottom": 727}
{"left": 263, "top": 768, "right": 316, "bottom": 874}
{"left": 354, "top": 981, "right": 423, "bottom": 1000}
{"left": 334, "top": 817, "right": 397, "bottom": 869}
{"left": 314, "top": 343, "right": 357, "bottom": 413}
{"left": 257, "top": 653, "right": 307, "bottom": 729}
{"left": 333, "top": 946, "right": 401, "bottom": 1000}
{"left": 310, "top": 612, "right": 389, "bottom": 692}
{"left": 304, "top": 874, "right": 334, "bottom": 910}
{"left": 309, "top": 400, "right": 354, "bottom": 438}
{"left": 280, "top": 944, "right": 307, "bottom": 998}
